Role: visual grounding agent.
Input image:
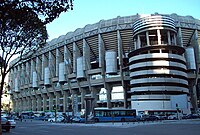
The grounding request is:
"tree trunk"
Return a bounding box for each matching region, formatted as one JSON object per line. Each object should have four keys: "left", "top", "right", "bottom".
{"left": 0, "top": 73, "right": 6, "bottom": 135}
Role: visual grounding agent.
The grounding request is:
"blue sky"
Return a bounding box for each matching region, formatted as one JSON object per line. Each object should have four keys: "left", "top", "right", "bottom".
{"left": 46, "top": 0, "right": 200, "bottom": 41}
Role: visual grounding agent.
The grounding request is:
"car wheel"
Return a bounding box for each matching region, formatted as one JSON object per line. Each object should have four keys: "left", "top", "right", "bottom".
{"left": 12, "top": 126, "right": 16, "bottom": 128}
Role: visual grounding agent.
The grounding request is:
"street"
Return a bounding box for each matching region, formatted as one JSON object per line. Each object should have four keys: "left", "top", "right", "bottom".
{"left": 2, "top": 119, "right": 200, "bottom": 135}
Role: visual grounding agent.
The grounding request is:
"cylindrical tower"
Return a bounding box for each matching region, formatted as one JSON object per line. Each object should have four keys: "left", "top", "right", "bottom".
{"left": 129, "top": 15, "right": 190, "bottom": 114}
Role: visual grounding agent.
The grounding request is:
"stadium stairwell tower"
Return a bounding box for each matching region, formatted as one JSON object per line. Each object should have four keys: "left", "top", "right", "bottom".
{"left": 129, "top": 15, "right": 191, "bottom": 114}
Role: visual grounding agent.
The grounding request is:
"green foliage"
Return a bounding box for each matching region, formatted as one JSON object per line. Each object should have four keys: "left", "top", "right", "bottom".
{"left": 0, "top": 0, "right": 73, "bottom": 83}
{"left": 0, "top": 1, "right": 73, "bottom": 132}
{"left": 0, "top": 1, "right": 73, "bottom": 71}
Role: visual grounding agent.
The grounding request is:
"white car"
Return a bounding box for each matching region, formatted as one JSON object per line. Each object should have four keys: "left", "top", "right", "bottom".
{"left": 168, "top": 114, "right": 178, "bottom": 120}
{"left": 48, "top": 116, "right": 64, "bottom": 122}
{"left": 71, "top": 116, "right": 86, "bottom": 123}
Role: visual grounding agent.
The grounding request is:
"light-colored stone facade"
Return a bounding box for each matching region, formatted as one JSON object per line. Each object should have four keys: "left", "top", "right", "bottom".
{"left": 9, "top": 13, "right": 200, "bottom": 115}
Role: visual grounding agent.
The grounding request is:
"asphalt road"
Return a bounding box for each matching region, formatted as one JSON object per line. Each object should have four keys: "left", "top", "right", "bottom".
{"left": 2, "top": 119, "right": 200, "bottom": 135}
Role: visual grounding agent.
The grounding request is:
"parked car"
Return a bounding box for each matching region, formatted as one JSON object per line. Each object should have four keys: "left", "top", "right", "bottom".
{"left": 140, "top": 115, "right": 159, "bottom": 121}
{"left": 48, "top": 116, "right": 64, "bottom": 122}
{"left": 71, "top": 116, "right": 85, "bottom": 123}
{"left": 183, "top": 114, "right": 200, "bottom": 119}
{"left": 5, "top": 117, "right": 16, "bottom": 128}
{"left": 34, "top": 116, "right": 50, "bottom": 121}
{"left": 1, "top": 117, "right": 11, "bottom": 132}
{"left": 156, "top": 115, "right": 167, "bottom": 120}
{"left": 168, "top": 114, "right": 178, "bottom": 120}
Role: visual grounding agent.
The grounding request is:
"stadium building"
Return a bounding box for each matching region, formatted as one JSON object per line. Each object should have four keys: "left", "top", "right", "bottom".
{"left": 9, "top": 13, "right": 200, "bottom": 115}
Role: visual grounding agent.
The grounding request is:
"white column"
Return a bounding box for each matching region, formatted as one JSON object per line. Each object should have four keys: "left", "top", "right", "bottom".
{"left": 157, "top": 29, "right": 161, "bottom": 45}
{"left": 146, "top": 31, "right": 150, "bottom": 46}
{"left": 167, "top": 31, "right": 171, "bottom": 45}
{"left": 134, "top": 39, "right": 137, "bottom": 50}
{"left": 137, "top": 35, "right": 141, "bottom": 48}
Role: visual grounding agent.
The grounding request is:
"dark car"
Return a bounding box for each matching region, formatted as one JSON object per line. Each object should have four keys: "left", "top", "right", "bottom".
{"left": 34, "top": 116, "right": 50, "bottom": 121}
{"left": 183, "top": 114, "right": 200, "bottom": 119}
{"left": 1, "top": 117, "right": 11, "bottom": 132}
{"left": 141, "top": 115, "right": 159, "bottom": 121}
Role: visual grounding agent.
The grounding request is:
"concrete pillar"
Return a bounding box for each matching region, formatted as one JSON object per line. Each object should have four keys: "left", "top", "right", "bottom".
{"left": 26, "top": 97, "right": 30, "bottom": 111}
{"left": 83, "top": 39, "right": 91, "bottom": 70}
{"left": 49, "top": 51, "right": 55, "bottom": 78}
{"left": 91, "top": 87, "right": 98, "bottom": 103}
{"left": 63, "top": 91, "right": 69, "bottom": 112}
{"left": 25, "top": 98, "right": 29, "bottom": 111}
{"left": 157, "top": 29, "right": 161, "bottom": 45}
{"left": 15, "top": 99, "right": 20, "bottom": 112}
{"left": 36, "top": 57, "right": 41, "bottom": 82}
{"left": 42, "top": 94, "right": 47, "bottom": 111}
{"left": 64, "top": 45, "right": 72, "bottom": 74}
{"left": 22, "top": 98, "right": 25, "bottom": 111}
{"left": 146, "top": 31, "right": 150, "bottom": 46}
{"left": 55, "top": 92, "right": 61, "bottom": 111}
{"left": 25, "top": 62, "right": 30, "bottom": 84}
{"left": 16, "top": 99, "right": 19, "bottom": 112}
{"left": 167, "top": 31, "right": 171, "bottom": 45}
{"left": 189, "top": 80, "right": 198, "bottom": 113}
{"left": 37, "top": 95, "right": 42, "bottom": 111}
{"left": 31, "top": 96, "right": 36, "bottom": 111}
{"left": 80, "top": 89, "right": 86, "bottom": 109}
{"left": 42, "top": 54, "right": 47, "bottom": 81}
{"left": 19, "top": 99, "right": 22, "bottom": 112}
{"left": 71, "top": 90, "right": 78, "bottom": 116}
{"left": 28, "top": 97, "right": 32, "bottom": 111}
{"left": 178, "top": 27, "right": 183, "bottom": 47}
{"left": 31, "top": 59, "right": 35, "bottom": 83}
{"left": 106, "top": 85, "right": 112, "bottom": 108}
{"left": 21, "top": 64, "right": 25, "bottom": 85}
{"left": 56, "top": 48, "right": 62, "bottom": 77}
{"left": 17, "top": 99, "right": 20, "bottom": 112}
{"left": 98, "top": 34, "right": 105, "bottom": 68}
{"left": 73, "top": 42, "right": 81, "bottom": 73}
{"left": 193, "top": 29, "right": 200, "bottom": 64}
{"left": 21, "top": 98, "right": 24, "bottom": 111}
{"left": 48, "top": 93, "right": 54, "bottom": 111}
{"left": 20, "top": 99, "right": 23, "bottom": 112}
{"left": 117, "top": 30, "right": 127, "bottom": 108}
{"left": 17, "top": 65, "right": 21, "bottom": 87}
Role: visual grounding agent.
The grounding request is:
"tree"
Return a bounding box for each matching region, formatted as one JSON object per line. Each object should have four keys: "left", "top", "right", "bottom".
{"left": 0, "top": 0, "right": 73, "bottom": 134}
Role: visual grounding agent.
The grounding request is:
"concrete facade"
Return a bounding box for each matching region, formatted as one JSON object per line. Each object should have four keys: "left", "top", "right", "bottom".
{"left": 9, "top": 13, "right": 200, "bottom": 115}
